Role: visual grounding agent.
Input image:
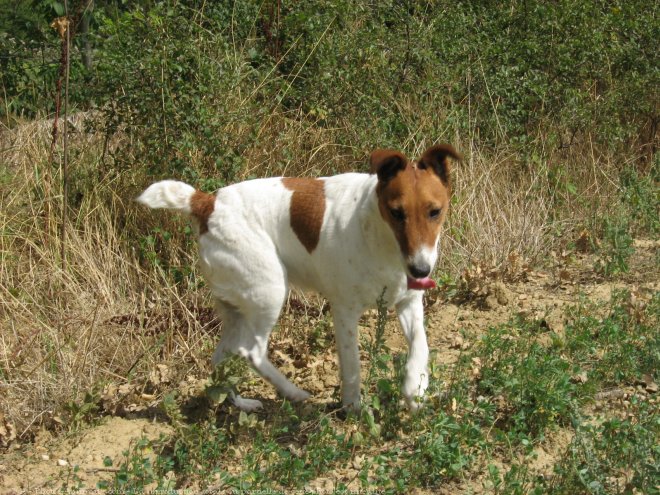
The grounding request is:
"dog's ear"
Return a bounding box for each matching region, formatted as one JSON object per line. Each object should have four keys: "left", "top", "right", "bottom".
{"left": 370, "top": 149, "right": 408, "bottom": 183}
{"left": 418, "top": 144, "right": 462, "bottom": 185}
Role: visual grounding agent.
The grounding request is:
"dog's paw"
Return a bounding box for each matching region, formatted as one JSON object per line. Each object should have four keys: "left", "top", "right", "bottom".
{"left": 286, "top": 388, "right": 311, "bottom": 402}
{"left": 402, "top": 371, "right": 428, "bottom": 412}
{"left": 403, "top": 394, "right": 425, "bottom": 413}
{"left": 340, "top": 396, "right": 362, "bottom": 415}
{"left": 232, "top": 396, "right": 264, "bottom": 412}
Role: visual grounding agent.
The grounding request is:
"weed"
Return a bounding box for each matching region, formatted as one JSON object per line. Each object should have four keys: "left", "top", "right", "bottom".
{"left": 403, "top": 411, "right": 473, "bottom": 485}
{"left": 620, "top": 162, "right": 660, "bottom": 236}
{"left": 109, "top": 438, "right": 160, "bottom": 492}
{"left": 39, "top": 290, "right": 658, "bottom": 492}
{"left": 308, "top": 315, "right": 332, "bottom": 355}
{"left": 563, "top": 290, "right": 658, "bottom": 389}
{"left": 435, "top": 271, "right": 461, "bottom": 301}
{"left": 475, "top": 320, "right": 580, "bottom": 440}
{"left": 205, "top": 355, "right": 250, "bottom": 407}
{"left": 361, "top": 289, "right": 404, "bottom": 439}
{"left": 594, "top": 218, "right": 635, "bottom": 277}
{"left": 550, "top": 398, "right": 659, "bottom": 494}
{"left": 64, "top": 387, "right": 101, "bottom": 431}
{"left": 364, "top": 288, "right": 391, "bottom": 388}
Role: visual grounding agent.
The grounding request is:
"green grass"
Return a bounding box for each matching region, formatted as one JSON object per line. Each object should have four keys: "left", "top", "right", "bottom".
{"left": 70, "top": 289, "right": 658, "bottom": 494}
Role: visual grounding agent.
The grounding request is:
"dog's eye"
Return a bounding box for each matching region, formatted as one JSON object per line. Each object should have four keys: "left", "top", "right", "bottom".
{"left": 429, "top": 208, "right": 442, "bottom": 219}
{"left": 389, "top": 207, "right": 406, "bottom": 222}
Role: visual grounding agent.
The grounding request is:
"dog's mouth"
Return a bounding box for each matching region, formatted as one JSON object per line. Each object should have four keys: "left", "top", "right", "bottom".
{"left": 406, "top": 276, "right": 436, "bottom": 290}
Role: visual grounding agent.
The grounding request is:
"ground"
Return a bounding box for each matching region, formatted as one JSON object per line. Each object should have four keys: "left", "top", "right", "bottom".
{"left": 1, "top": 239, "right": 657, "bottom": 494}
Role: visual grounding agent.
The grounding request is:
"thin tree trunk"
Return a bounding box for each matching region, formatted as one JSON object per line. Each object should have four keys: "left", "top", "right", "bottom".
{"left": 80, "top": 0, "right": 93, "bottom": 70}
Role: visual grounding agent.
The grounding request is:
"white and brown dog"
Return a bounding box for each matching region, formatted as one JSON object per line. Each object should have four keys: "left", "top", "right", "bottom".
{"left": 138, "top": 144, "right": 461, "bottom": 412}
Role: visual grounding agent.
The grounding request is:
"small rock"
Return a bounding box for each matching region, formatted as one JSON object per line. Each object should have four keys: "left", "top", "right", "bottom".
{"left": 0, "top": 414, "right": 17, "bottom": 448}
{"left": 287, "top": 444, "right": 303, "bottom": 458}
{"left": 57, "top": 459, "right": 69, "bottom": 467}
{"left": 450, "top": 335, "right": 465, "bottom": 349}
{"left": 471, "top": 357, "right": 482, "bottom": 378}
{"left": 544, "top": 309, "right": 565, "bottom": 335}
{"left": 41, "top": 454, "right": 50, "bottom": 461}
{"left": 637, "top": 374, "right": 658, "bottom": 394}
{"left": 492, "top": 282, "right": 511, "bottom": 305}
{"left": 323, "top": 376, "right": 338, "bottom": 388}
{"left": 483, "top": 294, "right": 498, "bottom": 310}
{"left": 570, "top": 371, "right": 588, "bottom": 384}
{"left": 536, "top": 333, "right": 554, "bottom": 348}
{"left": 482, "top": 282, "right": 512, "bottom": 310}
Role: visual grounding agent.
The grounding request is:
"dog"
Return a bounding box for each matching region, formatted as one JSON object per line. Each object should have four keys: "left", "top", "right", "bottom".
{"left": 137, "top": 144, "right": 461, "bottom": 412}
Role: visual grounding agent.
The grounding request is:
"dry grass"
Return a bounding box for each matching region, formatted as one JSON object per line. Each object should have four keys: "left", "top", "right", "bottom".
{"left": 0, "top": 110, "right": 623, "bottom": 440}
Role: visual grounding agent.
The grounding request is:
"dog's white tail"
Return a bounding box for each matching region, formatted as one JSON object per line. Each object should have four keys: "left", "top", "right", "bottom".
{"left": 136, "top": 180, "right": 196, "bottom": 214}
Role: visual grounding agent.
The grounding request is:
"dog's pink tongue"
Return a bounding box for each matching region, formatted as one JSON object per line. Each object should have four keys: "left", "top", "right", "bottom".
{"left": 407, "top": 276, "right": 437, "bottom": 290}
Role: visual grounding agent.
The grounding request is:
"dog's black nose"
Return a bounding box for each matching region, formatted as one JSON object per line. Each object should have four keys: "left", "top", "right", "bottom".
{"left": 408, "top": 263, "right": 431, "bottom": 279}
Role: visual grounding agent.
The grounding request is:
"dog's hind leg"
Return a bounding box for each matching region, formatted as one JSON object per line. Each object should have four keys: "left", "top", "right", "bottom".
{"left": 210, "top": 300, "right": 264, "bottom": 412}
{"left": 211, "top": 280, "right": 311, "bottom": 409}
{"left": 237, "top": 282, "right": 311, "bottom": 403}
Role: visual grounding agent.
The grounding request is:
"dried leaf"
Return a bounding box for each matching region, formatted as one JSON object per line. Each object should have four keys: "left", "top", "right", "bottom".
{"left": 638, "top": 374, "right": 658, "bottom": 393}
{"left": 571, "top": 371, "right": 588, "bottom": 384}
{"left": 50, "top": 17, "right": 70, "bottom": 39}
{"left": 450, "top": 335, "right": 464, "bottom": 349}
{"left": 0, "top": 413, "right": 17, "bottom": 448}
{"left": 149, "top": 364, "right": 171, "bottom": 386}
{"left": 471, "top": 357, "right": 482, "bottom": 378}
{"left": 575, "top": 229, "right": 592, "bottom": 252}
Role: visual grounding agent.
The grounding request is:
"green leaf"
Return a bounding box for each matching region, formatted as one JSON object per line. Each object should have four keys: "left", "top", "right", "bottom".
{"left": 206, "top": 386, "right": 228, "bottom": 405}
{"left": 238, "top": 411, "right": 248, "bottom": 426}
{"left": 52, "top": 2, "right": 64, "bottom": 16}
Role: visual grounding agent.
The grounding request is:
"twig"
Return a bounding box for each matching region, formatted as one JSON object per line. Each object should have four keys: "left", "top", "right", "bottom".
{"left": 85, "top": 466, "right": 121, "bottom": 474}
{"left": 49, "top": 8, "right": 73, "bottom": 269}
{"left": 62, "top": 0, "right": 71, "bottom": 270}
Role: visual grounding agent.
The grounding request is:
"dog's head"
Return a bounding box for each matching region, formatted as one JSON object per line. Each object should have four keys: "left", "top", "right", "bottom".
{"left": 371, "top": 144, "right": 461, "bottom": 290}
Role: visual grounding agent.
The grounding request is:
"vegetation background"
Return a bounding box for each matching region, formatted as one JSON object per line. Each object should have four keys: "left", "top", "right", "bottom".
{"left": 0, "top": 0, "right": 657, "bottom": 493}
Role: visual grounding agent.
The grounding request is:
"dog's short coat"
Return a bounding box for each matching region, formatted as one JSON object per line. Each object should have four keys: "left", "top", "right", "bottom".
{"left": 138, "top": 144, "right": 461, "bottom": 412}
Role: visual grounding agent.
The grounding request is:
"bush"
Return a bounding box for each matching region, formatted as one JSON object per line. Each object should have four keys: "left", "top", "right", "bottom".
{"left": 89, "top": 2, "right": 268, "bottom": 185}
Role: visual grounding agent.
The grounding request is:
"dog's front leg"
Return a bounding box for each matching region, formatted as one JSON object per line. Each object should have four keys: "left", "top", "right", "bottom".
{"left": 331, "top": 306, "right": 363, "bottom": 412}
{"left": 396, "top": 293, "right": 430, "bottom": 411}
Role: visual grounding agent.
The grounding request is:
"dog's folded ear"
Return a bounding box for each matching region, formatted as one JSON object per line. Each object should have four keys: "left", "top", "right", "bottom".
{"left": 418, "top": 144, "right": 462, "bottom": 185}
{"left": 370, "top": 149, "right": 408, "bottom": 183}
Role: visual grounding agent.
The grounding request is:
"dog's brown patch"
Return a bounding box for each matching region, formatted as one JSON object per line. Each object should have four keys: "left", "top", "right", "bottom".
{"left": 190, "top": 190, "right": 215, "bottom": 234}
{"left": 282, "top": 178, "right": 326, "bottom": 253}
